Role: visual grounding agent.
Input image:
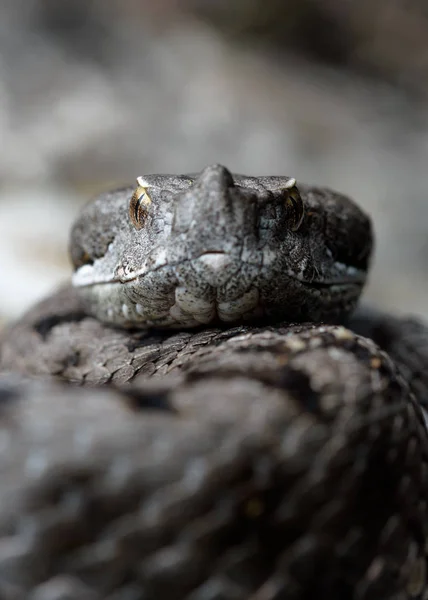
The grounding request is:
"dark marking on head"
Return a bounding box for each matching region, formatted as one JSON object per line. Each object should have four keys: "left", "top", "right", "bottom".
{"left": 69, "top": 185, "right": 134, "bottom": 271}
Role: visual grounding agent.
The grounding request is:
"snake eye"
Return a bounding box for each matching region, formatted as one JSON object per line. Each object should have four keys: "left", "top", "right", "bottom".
{"left": 283, "top": 178, "right": 305, "bottom": 231}
{"left": 129, "top": 179, "right": 152, "bottom": 230}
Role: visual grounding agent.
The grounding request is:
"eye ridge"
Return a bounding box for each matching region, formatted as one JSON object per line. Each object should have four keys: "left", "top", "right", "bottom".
{"left": 130, "top": 184, "right": 152, "bottom": 230}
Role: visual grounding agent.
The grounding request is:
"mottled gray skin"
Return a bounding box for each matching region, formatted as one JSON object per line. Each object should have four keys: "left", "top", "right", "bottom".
{"left": 2, "top": 287, "right": 428, "bottom": 599}
{"left": 70, "top": 164, "right": 372, "bottom": 328}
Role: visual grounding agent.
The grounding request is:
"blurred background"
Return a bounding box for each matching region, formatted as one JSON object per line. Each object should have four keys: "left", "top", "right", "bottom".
{"left": 1, "top": 0, "right": 428, "bottom": 325}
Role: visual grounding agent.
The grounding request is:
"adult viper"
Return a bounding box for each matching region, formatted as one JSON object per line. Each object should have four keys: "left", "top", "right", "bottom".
{"left": 1, "top": 164, "right": 428, "bottom": 600}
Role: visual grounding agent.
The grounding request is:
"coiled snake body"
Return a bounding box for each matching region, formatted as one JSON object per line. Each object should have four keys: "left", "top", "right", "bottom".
{"left": 1, "top": 165, "right": 428, "bottom": 600}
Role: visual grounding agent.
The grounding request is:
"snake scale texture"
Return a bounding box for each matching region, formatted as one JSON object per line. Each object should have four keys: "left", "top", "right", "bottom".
{"left": 1, "top": 164, "right": 428, "bottom": 600}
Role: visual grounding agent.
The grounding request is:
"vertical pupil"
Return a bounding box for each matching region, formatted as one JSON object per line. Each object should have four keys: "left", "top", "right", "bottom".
{"left": 290, "top": 197, "right": 299, "bottom": 220}
{"left": 285, "top": 187, "right": 303, "bottom": 230}
{"left": 135, "top": 195, "right": 144, "bottom": 223}
{"left": 131, "top": 188, "right": 148, "bottom": 228}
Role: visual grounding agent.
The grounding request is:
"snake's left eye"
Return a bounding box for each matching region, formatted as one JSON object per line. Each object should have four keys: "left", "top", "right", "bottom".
{"left": 129, "top": 182, "right": 152, "bottom": 230}
{"left": 283, "top": 179, "right": 304, "bottom": 231}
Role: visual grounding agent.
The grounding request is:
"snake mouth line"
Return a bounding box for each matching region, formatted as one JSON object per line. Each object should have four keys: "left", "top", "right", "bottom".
{"left": 72, "top": 264, "right": 365, "bottom": 291}
{"left": 73, "top": 249, "right": 366, "bottom": 289}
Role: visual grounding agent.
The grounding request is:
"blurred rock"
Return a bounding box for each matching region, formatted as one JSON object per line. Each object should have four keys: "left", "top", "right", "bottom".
{"left": 183, "top": 0, "right": 428, "bottom": 99}
{"left": 0, "top": 187, "right": 83, "bottom": 322}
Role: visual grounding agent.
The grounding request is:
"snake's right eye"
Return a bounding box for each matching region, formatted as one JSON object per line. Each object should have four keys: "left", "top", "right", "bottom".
{"left": 129, "top": 180, "right": 152, "bottom": 230}
{"left": 283, "top": 179, "right": 305, "bottom": 232}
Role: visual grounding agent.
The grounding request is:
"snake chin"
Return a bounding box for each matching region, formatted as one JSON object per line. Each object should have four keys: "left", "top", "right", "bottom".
{"left": 76, "top": 281, "right": 264, "bottom": 329}
{"left": 169, "top": 285, "right": 262, "bottom": 325}
{"left": 75, "top": 278, "right": 362, "bottom": 331}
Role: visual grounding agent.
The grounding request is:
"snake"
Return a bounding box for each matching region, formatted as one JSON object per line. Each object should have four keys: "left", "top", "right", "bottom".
{"left": 1, "top": 163, "right": 428, "bottom": 600}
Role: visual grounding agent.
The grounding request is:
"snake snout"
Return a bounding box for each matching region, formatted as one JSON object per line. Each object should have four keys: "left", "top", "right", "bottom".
{"left": 171, "top": 167, "right": 258, "bottom": 264}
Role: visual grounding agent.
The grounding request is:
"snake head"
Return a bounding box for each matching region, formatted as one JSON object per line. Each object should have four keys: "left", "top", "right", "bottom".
{"left": 70, "top": 164, "right": 373, "bottom": 328}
